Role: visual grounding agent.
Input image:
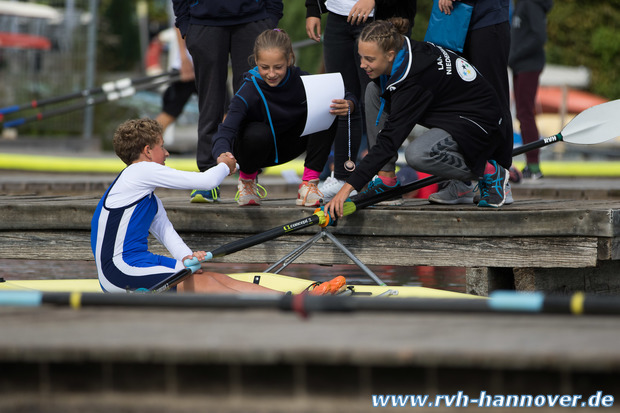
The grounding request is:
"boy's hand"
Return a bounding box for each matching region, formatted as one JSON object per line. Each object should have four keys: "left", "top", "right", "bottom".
{"left": 183, "top": 251, "right": 206, "bottom": 274}
{"left": 217, "top": 152, "right": 237, "bottom": 175}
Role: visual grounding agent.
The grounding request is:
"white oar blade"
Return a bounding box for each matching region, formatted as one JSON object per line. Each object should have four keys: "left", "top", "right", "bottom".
{"left": 561, "top": 99, "right": 620, "bottom": 145}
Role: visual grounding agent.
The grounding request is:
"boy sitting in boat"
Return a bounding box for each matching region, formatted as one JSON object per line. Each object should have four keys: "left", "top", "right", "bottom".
{"left": 90, "top": 118, "right": 275, "bottom": 294}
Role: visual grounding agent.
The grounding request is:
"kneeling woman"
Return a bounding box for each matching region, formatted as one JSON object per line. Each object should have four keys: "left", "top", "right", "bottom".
{"left": 326, "top": 18, "right": 513, "bottom": 217}
{"left": 211, "top": 28, "right": 357, "bottom": 207}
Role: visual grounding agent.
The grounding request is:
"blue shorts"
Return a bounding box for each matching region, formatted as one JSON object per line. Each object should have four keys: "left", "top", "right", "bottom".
{"left": 98, "top": 253, "right": 183, "bottom": 293}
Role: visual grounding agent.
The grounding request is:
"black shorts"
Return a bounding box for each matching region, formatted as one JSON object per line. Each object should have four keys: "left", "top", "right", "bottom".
{"left": 161, "top": 80, "right": 197, "bottom": 118}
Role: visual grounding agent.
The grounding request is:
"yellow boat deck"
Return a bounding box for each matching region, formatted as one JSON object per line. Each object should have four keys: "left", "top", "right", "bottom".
{"left": 0, "top": 272, "right": 480, "bottom": 299}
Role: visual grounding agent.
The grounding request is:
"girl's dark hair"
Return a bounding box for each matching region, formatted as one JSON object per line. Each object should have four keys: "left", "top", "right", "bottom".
{"left": 359, "top": 17, "right": 410, "bottom": 53}
{"left": 250, "top": 28, "right": 296, "bottom": 66}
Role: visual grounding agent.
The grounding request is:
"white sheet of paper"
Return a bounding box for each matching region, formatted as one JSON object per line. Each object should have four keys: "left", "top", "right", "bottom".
{"left": 300, "top": 73, "right": 345, "bottom": 136}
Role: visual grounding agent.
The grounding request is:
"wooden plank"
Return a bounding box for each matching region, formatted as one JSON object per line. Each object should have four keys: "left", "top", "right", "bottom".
{"left": 0, "top": 230, "right": 600, "bottom": 268}
{"left": 0, "top": 196, "right": 618, "bottom": 237}
{"left": 0, "top": 196, "right": 616, "bottom": 270}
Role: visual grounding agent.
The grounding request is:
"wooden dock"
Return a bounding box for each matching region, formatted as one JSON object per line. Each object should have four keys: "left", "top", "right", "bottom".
{"left": 0, "top": 174, "right": 619, "bottom": 295}
{"left": 1, "top": 305, "right": 620, "bottom": 412}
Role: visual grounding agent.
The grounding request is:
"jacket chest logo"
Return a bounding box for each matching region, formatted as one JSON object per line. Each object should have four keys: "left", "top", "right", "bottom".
{"left": 456, "top": 58, "right": 477, "bottom": 82}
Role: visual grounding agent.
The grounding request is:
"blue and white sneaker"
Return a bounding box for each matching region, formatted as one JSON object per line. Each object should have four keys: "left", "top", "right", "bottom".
{"left": 352, "top": 175, "right": 402, "bottom": 206}
{"left": 190, "top": 187, "right": 220, "bottom": 203}
{"left": 474, "top": 182, "right": 513, "bottom": 205}
{"left": 477, "top": 160, "right": 509, "bottom": 208}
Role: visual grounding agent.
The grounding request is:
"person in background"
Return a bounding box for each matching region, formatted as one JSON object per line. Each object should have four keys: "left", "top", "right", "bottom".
{"left": 509, "top": 0, "right": 553, "bottom": 180}
{"left": 305, "top": 0, "right": 417, "bottom": 202}
{"left": 428, "top": 0, "right": 514, "bottom": 205}
{"left": 211, "top": 29, "right": 357, "bottom": 207}
{"left": 155, "top": 28, "right": 196, "bottom": 133}
{"left": 325, "top": 18, "right": 513, "bottom": 219}
{"left": 172, "top": 0, "right": 283, "bottom": 203}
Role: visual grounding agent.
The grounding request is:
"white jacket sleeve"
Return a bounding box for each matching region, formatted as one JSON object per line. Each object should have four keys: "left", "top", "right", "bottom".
{"left": 147, "top": 162, "right": 230, "bottom": 191}
{"left": 106, "top": 162, "right": 231, "bottom": 209}
{"left": 149, "top": 196, "right": 192, "bottom": 261}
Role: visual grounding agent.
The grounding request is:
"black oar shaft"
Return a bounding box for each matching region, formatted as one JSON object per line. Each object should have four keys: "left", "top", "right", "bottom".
{"left": 354, "top": 175, "right": 444, "bottom": 209}
{"left": 210, "top": 214, "right": 321, "bottom": 258}
{"left": 513, "top": 133, "right": 562, "bottom": 157}
{"left": 8, "top": 291, "right": 618, "bottom": 315}
{"left": 353, "top": 132, "right": 565, "bottom": 207}
{"left": 149, "top": 268, "right": 193, "bottom": 292}
{"left": 39, "top": 291, "right": 282, "bottom": 309}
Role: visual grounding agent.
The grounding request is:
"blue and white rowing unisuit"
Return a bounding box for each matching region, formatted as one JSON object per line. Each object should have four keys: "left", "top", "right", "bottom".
{"left": 91, "top": 161, "right": 229, "bottom": 292}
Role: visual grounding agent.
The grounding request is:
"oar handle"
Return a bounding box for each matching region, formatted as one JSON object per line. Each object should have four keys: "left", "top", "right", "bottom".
{"left": 183, "top": 253, "right": 214, "bottom": 272}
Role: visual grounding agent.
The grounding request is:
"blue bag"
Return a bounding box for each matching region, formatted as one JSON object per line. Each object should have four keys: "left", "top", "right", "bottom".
{"left": 424, "top": 0, "right": 474, "bottom": 53}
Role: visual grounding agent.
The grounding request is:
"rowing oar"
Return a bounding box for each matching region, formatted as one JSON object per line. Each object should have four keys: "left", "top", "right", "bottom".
{"left": 180, "top": 99, "right": 620, "bottom": 279}
{"left": 1, "top": 290, "right": 619, "bottom": 316}
{"left": 1, "top": 74, "right": 179, "bottom": 128}
{"left": 0, "top": 70, "right": 178, "bottom": 122}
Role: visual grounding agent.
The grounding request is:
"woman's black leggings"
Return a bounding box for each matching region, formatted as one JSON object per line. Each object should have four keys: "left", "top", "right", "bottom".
{"left": 234, "top": 121, "right": 336, "bottom": 175}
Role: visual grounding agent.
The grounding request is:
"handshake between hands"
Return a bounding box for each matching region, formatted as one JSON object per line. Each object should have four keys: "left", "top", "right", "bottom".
{"left": 217, "top": 152, "right": 238, "bottom": 175}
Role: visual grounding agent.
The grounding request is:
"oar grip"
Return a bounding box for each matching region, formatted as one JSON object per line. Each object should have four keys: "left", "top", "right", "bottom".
{"left": 342, "top": 201, "right": 357, "bottom": 217}
{"left": 0, "top": 291, "right": 43, "bottom": 307}
{"left": 314, "top": 201, "right": 356, "bottom": 228}
{"left": 489, "top": 291, "right": 544, "bottom": 312}
{"left": 313, "top": 207, "right": 330, "bottom": 227}
{"left": 183, "top": 252, "right": 213, "bottom": 273}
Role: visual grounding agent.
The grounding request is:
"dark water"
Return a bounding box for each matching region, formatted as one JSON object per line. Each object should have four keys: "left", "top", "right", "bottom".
{"left": 0, "top": 259, "right": 466, "bottom": 293}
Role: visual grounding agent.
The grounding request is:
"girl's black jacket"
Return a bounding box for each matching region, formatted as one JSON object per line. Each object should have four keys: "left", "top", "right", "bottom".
{"left": 212, "top": 66, "right": 356, "bottom": 165}
{"left": 347, "top": 37, "right": 512, "bottom": 191}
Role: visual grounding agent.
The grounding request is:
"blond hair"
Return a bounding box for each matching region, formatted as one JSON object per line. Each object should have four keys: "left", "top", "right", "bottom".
{"left": 250, "top": 28, "right": 296, "bottom": 66}
{"left": 113, "top": 118, "right": 162, "bottom": 165}
{"left": 359, "top": 18, "right": 410, "bottom": 54}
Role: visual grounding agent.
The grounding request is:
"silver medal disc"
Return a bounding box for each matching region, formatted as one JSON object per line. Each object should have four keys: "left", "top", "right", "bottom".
{"left": 344, "top": 160, "right": 356, "bottom": 172}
